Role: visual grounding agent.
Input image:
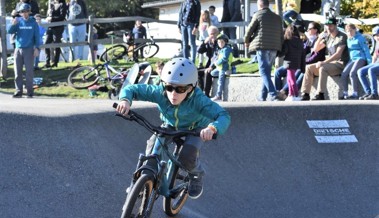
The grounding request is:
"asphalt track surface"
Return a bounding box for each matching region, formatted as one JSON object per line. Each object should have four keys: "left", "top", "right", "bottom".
{"left": 0, "top": 92, "right": 378, "bottom": 218}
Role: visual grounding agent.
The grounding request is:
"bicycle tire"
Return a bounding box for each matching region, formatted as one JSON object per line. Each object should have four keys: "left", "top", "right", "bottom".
{"left": 67, "top": 66, "right": 99, "bottom": 89}
{"left": 100, "top": 44, "right": 127, "bottom": 62}
{"left": 141, "top": 44, "right": 159, "bottom": 59}
{"left": 163, "top": 164, "right": 189, "bottom": 216}
{"left": 362, "top": 33, "right": 376, "bottom": 55}
{"left": 121, "top": 174, "right": 154, "bottom": 218}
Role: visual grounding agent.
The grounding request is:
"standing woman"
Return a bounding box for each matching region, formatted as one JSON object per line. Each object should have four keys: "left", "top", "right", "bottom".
{"left": 44, "top": 0, "right": 67, "bottom": 68}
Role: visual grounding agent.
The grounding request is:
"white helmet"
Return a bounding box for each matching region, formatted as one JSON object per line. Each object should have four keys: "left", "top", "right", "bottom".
{"left": 161, "top": 58, "right": 197, "bottom": 86}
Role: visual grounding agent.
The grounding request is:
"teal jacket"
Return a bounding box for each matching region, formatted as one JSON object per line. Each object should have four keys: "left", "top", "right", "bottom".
{"left": 347, "top": 32, "right": 372, "bottom": 64}
{"left": 119, "top": 84, "right": 231, "bottom": 135}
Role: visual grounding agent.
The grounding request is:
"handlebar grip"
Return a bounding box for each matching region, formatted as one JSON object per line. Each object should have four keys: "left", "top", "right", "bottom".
{"left": 113, "top": 102, "right": 118, "bottom": 109}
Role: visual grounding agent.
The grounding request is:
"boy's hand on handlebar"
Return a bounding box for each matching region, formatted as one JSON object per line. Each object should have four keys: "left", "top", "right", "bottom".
{"left": 200, "top": 127, "right": 215, "bottom": 141}
{"left": 116, "top": 100, "right": 130, "bottom": 116}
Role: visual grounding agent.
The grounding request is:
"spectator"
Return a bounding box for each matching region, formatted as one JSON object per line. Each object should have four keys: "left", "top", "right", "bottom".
{"left": 357, "top": 26, "right": 379, "bottom": 100}
{"left": 132, "top": 20, "right": 147, "bottom": 62}
{"left": 300, "top": 17, "right": 349, "bottom": 100}
{"left": 221, "top": 0, "right": 243, "bottom": 40}
{"left": 197, "top": 10, "right": 211, "bottom": 69}
{"left": 33, "top": 13, "right": 46, "bottom": 70}
{"left": 44, "top": 0, "right": 67, "bottom": 68}
{"left": 208, "top": 5, "right": 220, "bottom": 27}
{"left": 339, "top": 24, "right": 371, "bottom": 100}
{"left": 321, "top": 0, "right": 340, "bottom": 16}
{"left": 244, "top": 0, "right": 283, "bottom": 101}
{"left": 300, "top": 0, "right": 321, "bottom": 14}
{"left": 66, "top": 0, "right": 88, "bottom": 61}
{"left": 198, "top": 26, "right": 220, "bottom": 96}
{"left": 152, "top": 61, "right": 164, "bottom": 85}
{"left": 275, "top": 21, "right": 326, "bottom": 99}
{"left": 282, "top": 0, "right": 301, "bottom": 26}
{"left": 209, "top": 34, "right": 233, "bottom": 101}
{"left": 7, "top": 3, "right": 41, "bottom": 98}
{"left": 276, "top": 25, "right": 306, "bottom": 101}
{"left": 178, "top": 0, "right": 201, "bottom": 64}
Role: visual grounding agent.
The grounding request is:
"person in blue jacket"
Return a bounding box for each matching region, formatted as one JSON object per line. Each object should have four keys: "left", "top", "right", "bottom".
{"left": 7, "top": 3, "right": 41, "bottom": 98}
{"left": 340, "top": 24, "right": 372, "bottom": 100}
{"left": 116, "top": 58, "right": 231, "bottom": 200}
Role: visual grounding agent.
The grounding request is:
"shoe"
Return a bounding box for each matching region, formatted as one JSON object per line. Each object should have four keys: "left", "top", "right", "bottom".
{"left": 277, "top": 90, "right": 288, "bottom": 100}
{"left": 12, "top": 92, "right": 22, "bottom": 98}
{"left": 285, "top": 95, "right": 293, "bottom": 101}
{"left": 26, "top": 94, "right": 33, "bottom": 98}
{"left": 267, "top": 95, "right": 280, "bottom": 101}
{"left": 346, "top": 95, "right": 358, "bottom": 100}
{"left": 42, "top": 63, "right": 51, "bottom": 68}
{"left": 364, "top": 94, "right": 379, "bottom": 100}
{"left": 211, "top": 96, "right": 222, "bottom": 101}
{"left": 311, "top": 93, "right": 325, "bottom": 100}
{"left": 188, "top": 175, "right": 203, "bottom": 199}
{"left": 51, "top": 63, "right": 58, "bottom": 68}
{"left": 339, "top": 95, "right": 347, "bottom": 100}
{"left": 359, "top": 93, "right": 370, "bottom": 100}
{"left": 301, "top": 93, "right": 310, "bottom": 101}
{"left": 292, "top": 96, "right": 302, "bottom": 101}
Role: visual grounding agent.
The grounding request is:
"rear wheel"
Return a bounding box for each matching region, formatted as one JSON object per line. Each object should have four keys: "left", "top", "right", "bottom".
{"left": 141, "top": 44, "right": 159, "bottom": 58}
{"left": 362, "top": 33, "right": 376, "bottom": 55}
{"left": 100, "top": 44, "right": 127, "bottom": 62}
{"left": 163, "top": 164, "right": 189, "bottom": 216}
{"left": 67, "top": 66, "right": 99, "bottom": 89}
{"left": 121, "top": 174, "right": 154, "bottom": 218}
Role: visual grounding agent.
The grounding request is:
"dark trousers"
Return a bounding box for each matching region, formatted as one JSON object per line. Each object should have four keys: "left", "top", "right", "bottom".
{"left": 44, "top": 26, "right": 64, "bottom": 65}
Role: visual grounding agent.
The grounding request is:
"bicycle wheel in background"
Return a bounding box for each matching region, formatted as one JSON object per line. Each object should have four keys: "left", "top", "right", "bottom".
{"left": 163, "top": 164, "right": 189, "bottom": 216}
{"left": 67, "top": 66, "right": 99, "bottom": 89}
{"left": 121, "top": 174, "right": 154, "bottom": 218}
{"left": 141, "top": 44, "right": 159, "bottom": 58}
{"left": 99, "top": 44, "right": 127, "bottom": 62}
{"left": 362, "top": 34, "right": 376, "bottom": 55}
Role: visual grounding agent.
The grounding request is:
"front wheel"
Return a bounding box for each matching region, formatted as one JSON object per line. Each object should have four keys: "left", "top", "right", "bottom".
{"left": 163, "top": 164, "right": 189, "bottom": 216}
{"left": 67, "top": 66, "right": 99, "bottom": 89}
{"left": 121, "top": 174, "right": 155, "bottom": 218}
{"left": 100, "top": 44, "right": 127, "bottom": 62}
{"left": 141, "top": 44, "right": 159, "bottom": 58}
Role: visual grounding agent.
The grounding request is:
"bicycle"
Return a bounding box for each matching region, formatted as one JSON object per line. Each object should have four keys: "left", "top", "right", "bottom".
{"left": 100, "top": 29, "right": 159, "bottom": 63}
{"left": 112, "top": 103, "right": 216, "bottom": 218}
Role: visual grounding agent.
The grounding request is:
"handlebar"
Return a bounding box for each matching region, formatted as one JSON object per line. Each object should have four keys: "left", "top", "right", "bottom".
{"left": 113, "top": 103, "right": 217, "bottom": 139}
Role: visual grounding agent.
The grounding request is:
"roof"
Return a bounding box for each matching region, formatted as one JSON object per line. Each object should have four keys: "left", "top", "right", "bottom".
{"left": 142, "top": 0, "right": 184, "bottom": 8}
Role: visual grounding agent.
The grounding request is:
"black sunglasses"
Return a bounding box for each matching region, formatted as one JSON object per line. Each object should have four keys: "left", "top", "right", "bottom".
{"left": 164, "top": 84, "right": 190, "bottom": 94}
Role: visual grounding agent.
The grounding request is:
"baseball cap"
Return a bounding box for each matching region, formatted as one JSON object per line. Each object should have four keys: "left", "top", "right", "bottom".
{"left": 18, "top": 3, "right": 31, "bottom": 12}
{"left": 324, "top": 18, "right": 337, "bottom": 25}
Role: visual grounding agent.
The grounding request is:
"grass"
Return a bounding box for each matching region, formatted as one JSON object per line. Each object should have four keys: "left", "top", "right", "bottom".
{"left": 0, "top": 57, "right": 258, "bottom": 99}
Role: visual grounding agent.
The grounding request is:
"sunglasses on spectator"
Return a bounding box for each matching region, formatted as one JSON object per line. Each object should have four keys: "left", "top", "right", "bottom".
{"left": 164, "top": 84, "right": 190, "bottom": 94}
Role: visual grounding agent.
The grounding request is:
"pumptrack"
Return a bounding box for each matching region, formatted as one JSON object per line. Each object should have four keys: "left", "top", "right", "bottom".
{"left": 0, "top": 93, "right": 378, "bottom": 218}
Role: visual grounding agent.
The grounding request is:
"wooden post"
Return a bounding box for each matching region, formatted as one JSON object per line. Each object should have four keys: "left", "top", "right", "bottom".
{"left": 0, "top": 16, "right": 8, "bottom": 77}
{"left": 87, "top": 15, "right": 95, "bottom": 65}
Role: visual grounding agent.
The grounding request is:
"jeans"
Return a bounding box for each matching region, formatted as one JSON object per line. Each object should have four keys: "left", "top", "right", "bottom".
{"left": 358, "top": 63, "right": 379, "bottom": 95}
{"left": 210, "top": 69, "right": 226, "bottom": 98}
{"left": 256, "top": 50, "right": 277, "bottom": 100}
{"left": 274, "top": 66, "right": 303, "bottom": 94}
{"left": 180, "top": 24, "right": 197, "bottom": 63}
{"left": 341, "top": 59, "right": 366, "bottom": 93}
{"left": 68, "top": 24, "right": 87, "bottom": 60}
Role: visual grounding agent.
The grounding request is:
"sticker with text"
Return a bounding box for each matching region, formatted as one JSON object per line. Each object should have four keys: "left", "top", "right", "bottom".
{"left": 306, "top": 120, "right": 358, "bottom": 143}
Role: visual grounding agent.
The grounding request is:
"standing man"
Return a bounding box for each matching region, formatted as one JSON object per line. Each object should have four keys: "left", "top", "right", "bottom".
{"left": 221, "top": 0, "right": 243, "bottom": 40}
{"left": 132, "top": 20, "right": 147, "bottom": 62}
{"left": 178, "top": 0, "right": 201, "bottom": 64}
{"left": 67, "top": 0, "right": 88, "bottom": 61}
{"left": 244, "top": 0, "right": 283, "bottom": 101}
{"left": 300, "top": 17, "right": 349, "bottom": 100}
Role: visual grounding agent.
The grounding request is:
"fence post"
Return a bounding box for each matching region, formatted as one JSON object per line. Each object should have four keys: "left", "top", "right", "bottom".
{"left": 0, "top": 16, "right": 8, "bottom": 77}
{"left": 87, "top": 15, "right": 95, "bottom": 64}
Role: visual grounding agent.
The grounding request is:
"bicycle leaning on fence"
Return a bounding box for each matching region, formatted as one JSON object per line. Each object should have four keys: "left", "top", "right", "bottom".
{"left": 113, "top": 103, "right": 217, "bottom": 218}
{"left": 99, "top": 30, "right": 159, "bottom": 63}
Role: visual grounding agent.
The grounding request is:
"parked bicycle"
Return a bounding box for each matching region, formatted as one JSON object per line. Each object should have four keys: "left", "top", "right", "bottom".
{"left": 100, "top": 28, "right": 159, "bottom": 63}
{"left": 113, "top": 103, "right": 216, "bottom": 218}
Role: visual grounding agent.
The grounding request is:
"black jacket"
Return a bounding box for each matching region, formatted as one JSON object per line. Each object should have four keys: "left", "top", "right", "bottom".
{"left": 177, "top": 0, "right": 201, "bottom": 28}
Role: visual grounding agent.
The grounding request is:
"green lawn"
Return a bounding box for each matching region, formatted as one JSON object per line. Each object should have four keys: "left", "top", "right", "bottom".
{"left": 0, "top": 57, "right": 258, "bottom": 99}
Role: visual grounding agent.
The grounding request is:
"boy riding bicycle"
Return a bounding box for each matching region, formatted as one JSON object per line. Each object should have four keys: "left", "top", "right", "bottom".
{"left": 115, "top": 58, "right": 231, "bottom": 199}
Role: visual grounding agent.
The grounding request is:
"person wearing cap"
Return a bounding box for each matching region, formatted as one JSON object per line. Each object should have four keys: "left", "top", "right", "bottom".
{"left": 7, "top": 3, "right": 41, "bottom": 98}
{"left": 116, "top": 57, "right": 231, "bottom": 200}
{"left": 357, "top": 26, "right": 379, "bottom": 100}
{"left": 300, "top": 17, "right": 349, "bottom": 100}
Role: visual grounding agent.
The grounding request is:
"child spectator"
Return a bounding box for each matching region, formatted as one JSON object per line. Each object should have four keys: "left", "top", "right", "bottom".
{"left": 7, "top": 3, "right": 41, "bottom": 98}
{"left": 277, "top": 25, "right": 306, "bottom": 101}
{"left": 209, "top": 34, "right": 233, "bottom": 101}
{"left": 208, "top": 5, "right": 219, "bottom": 27}
{"left": 357, "top": 26, "right": 379, "bottom": 100}
{"left": 152, "top": 61, "right": 164, "bottom": 85}
{"left": 33, "top": 13, "right": 46, "bottom": 70}
{"left": 197, "top": 10, "right": 211, "bottom": 69}
{"left": 116, "top": 58, "right": 231, "bottom": 199}
{"left": 340, "top": 24, "right": 371, "bottom": 100}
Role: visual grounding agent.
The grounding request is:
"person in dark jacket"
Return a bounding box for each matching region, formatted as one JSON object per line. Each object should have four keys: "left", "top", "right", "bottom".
{"left": 221, "top": 0, "right": 243, "bottom": 40}
{"left": 66, "top": 0, "right": 88, "bottom": 61}
{"left": 244, "top": 0, "right": 283, "bottom": 101}
{"left": 44, "top": 0, "right": 67, "bottom": 68}
{"left": 178, "top": 0, "right": 201, "bottom": 63}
